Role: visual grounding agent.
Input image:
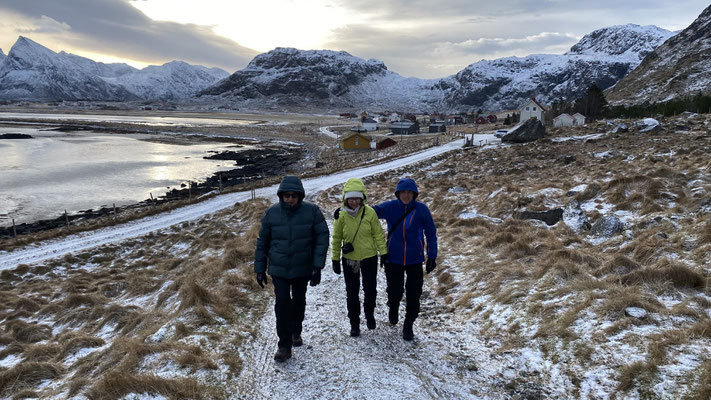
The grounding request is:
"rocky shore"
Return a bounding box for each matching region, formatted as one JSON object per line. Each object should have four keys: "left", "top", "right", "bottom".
{"left": 0, "top": 144, "right": 303, "bottom": 238}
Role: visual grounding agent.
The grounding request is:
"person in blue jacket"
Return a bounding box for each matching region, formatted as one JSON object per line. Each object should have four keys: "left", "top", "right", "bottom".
{"left": 254, "top": 176, "right": 329, "bottom": 362}
{"left": 372, "top": 178, "right": 437, "bottom": 341}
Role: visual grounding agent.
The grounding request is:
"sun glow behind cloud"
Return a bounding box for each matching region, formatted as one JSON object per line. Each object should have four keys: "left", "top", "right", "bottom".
{"left": 129, "top": 0, "right": 356, "bottom": 52}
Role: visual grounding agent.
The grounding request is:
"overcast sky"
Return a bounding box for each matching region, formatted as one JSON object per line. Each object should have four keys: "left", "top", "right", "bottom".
{"left": 0, "top": 0, "right": 708, "bottom": 78}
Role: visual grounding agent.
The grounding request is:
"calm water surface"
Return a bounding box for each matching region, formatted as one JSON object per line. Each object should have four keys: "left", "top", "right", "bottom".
{"left": 0, "top": 126, "right": 246, "bottom": 225}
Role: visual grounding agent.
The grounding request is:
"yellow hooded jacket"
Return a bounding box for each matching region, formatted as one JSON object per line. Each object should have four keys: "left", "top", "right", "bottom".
{"left": 331, "top": 178, "right": 387, "bottom": 261}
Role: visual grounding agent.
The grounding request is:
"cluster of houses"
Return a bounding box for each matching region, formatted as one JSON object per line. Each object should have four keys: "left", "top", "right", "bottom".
{"left": 339, "top": 98, "right": 586, "bottom": 150}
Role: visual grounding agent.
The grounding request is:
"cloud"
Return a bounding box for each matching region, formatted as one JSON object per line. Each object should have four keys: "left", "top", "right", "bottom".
{"left": 435, "top": 32, "right": 580, "bottom": 57}
{"left": 0, "top": 0, "right": 257, "bottom": 72}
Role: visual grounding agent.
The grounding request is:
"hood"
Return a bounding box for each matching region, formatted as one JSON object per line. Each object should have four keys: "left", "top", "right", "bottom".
{"left": 277, "top": 175, "right": 305, "bottom": 202}
{"left": 341, "top": 178, "right": 368, "bottom": 205}
{"left": 395, "top": 178, "right": 418, "bottom": 199}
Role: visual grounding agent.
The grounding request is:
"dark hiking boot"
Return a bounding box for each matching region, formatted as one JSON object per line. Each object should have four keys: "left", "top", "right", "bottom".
{"left": 402, "top": 321, "right": 414, "bottom": 341}
{"left": 292, "top": 334, "right": 303, "bottom": 347}
{"left": 388, "top": 307, "right": 398, "bottom": 325}
{"left": 366, "top": 314, "right": 376, "bottom": 330}
{"left": 350, "top": 327, "right": 361, "bottom": 337}
{"left": 274, "top": 347, "right": 292, "bottom": 362}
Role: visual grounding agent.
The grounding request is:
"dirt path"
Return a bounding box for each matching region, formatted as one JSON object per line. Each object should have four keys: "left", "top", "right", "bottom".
{"left": 228, "top": 233, "right": 508, "bottom": 399}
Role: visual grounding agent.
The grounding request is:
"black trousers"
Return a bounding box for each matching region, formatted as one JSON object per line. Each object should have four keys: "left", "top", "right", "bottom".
{"left": 385, "top": 262, "right": 423, "bottom": 323}
{"left": 342, "top": 255, "right": 378, "bottom": 327}
{"left": 271, "top": 276, "right": 310, "bottom": 349}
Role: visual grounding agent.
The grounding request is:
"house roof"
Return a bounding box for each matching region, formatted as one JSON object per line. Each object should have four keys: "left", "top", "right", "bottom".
{"left": 523, "top": 97, "right": 547, "bottom": 111}
{"left": 390, "top": 121, "right": 416, "bottom": 128}
{"left": 341, "top": 132, "right": 370, "bottom": 141}
{"left": 554, "top": 113, "right": 574, "bottom": 121}
{"left": 362, "top": 118, "right": 377, "bottom": 123}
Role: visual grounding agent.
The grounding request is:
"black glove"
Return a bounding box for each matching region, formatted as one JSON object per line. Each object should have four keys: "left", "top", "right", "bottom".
{"left": 380, "top": 254, "right": 388, "bottom": 269}
{"left": 310, "top": 269, "right": 322, "bottom": 286}
{"left": 256, "top": 272, "right": 269, "bottom": 288}
{"left": 333, "top": 207, "right": 341, "bottom": 220}
{"left": 425, "top": 259, "right": 436, "bottom": 274}
{"left": 332, "top": 260, "right": 341, "bottom": 274}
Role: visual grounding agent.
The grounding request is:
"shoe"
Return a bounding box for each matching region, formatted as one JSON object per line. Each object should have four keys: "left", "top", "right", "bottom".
{"left": 350, "top": 327, "right": 361, "bottom": 337}
{"left": 292, "top": 334, "right": 303, "bottom": 347}
{"left": 274, "top": 347, "right": 292, "bottom": 362}
{"left": 388, "top": 307, "right": 398, "bottom": 325}
{"left": 366, "top": 315, "right": 376, "bottom": 330}
{"left": 402, "top": 321, "right": 414, "bottom": 341}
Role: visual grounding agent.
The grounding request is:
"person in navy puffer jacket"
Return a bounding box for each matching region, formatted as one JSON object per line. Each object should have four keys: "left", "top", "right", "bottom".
{"left": 372, "top": 177, "right": 437, "bottom": 341}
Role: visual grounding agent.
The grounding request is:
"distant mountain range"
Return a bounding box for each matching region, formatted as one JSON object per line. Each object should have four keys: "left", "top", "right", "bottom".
{"left": 2, "top": 5, "right": 710, "bottom": 112}
{"left": 0, "top": 37, "right": 229, "bottom": 102}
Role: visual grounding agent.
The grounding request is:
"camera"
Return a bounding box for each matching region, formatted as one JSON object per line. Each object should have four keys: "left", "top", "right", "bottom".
{"left": 341, "top": 242, "right": 355, "bottom": 254}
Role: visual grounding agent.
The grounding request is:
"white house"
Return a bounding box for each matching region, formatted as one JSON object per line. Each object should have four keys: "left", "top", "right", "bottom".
{"left": 520, "top": 98, "right": 546, "bottom": 122}
{"left": 572, "top": 113, "right": 586, "bottom": 125}
{"left": 553, "top": 113, "right": 575, "bottom": 127}
{"left": 361, "top": 118, "right": 378, "bottom": 131}
{"left": 553, "top": 113, "right": 586, "bottom": 127}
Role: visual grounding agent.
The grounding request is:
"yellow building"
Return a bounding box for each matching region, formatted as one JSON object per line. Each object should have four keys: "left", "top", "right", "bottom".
{"left": 340, "top": 132, "right": 372, "bottom": 150}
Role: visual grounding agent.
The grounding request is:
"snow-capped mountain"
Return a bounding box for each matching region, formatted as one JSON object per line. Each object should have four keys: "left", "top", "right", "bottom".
{"left": 0, "top": 37, "right": 229, "bottom": 102}
{"left": 107, "top": 61, "right": 230, "bottom": 101}
{"left": 606, "top": 5, "right": 711, "bottom": 105}
{"left": 199, "top": 47, "right": 441, "bottom": 109}
{"left": 59, "top": 51, "right": 139, "bottom": 78}
{"left": 435, "top": 24, "right": 674, "bottom": 111}
{"left": 200, "top": 25, "right": 674, "bottom": 112}
{"left": 0, "top": 37, "right": 137, "bottom": 101}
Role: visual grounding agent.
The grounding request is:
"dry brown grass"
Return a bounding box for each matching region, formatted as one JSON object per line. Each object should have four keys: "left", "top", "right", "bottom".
{"left": 0, "top": 362, "right": 64, "bottom": 394}
{"left": 89, "top": 373, "right": 212, "bottom": 400}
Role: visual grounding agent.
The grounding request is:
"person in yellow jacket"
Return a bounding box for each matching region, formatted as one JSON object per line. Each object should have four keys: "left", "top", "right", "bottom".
{"left": 331, "top": 177, "right": 388, "bottom": 337}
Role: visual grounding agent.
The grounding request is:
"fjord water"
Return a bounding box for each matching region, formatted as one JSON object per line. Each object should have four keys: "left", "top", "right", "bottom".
{"left": 0, "top": 126, "right": 243, "bottom": 225}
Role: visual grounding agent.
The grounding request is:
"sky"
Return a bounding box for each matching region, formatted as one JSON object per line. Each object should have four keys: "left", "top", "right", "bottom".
{"left": 0, "top": 0, "right": 708, "bottom": 79}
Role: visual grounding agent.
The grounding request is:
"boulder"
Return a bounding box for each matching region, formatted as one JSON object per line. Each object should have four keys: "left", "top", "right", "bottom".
{"left": 501, "top": 118, "right": 545, "bottom": 143}
{"left": 562, "top": 199, "right": 590, "bottom": 232}
{"left": 590, "top": 215, "right": 624, "bottom": 238}
{"left": 517, "top": 208, "right": 563, "bottom": 226}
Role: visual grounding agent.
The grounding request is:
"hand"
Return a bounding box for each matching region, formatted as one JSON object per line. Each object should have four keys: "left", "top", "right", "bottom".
{"left": 333, "top": 207, "right": 341, "bottom": 220}
{"left": 256, "top": 272, "right": 269, "bottom": 288}
{"left": 310, "top": 269, "right": 322, "bottom": 286}
{"left": 332, "top": 260, "right": 341, "bottom": 274}
{"left": 380, "top": 254, "right": 388, "bottom": 269}
{"left": 425, "top": 259, "right": 436, "bottom": 274}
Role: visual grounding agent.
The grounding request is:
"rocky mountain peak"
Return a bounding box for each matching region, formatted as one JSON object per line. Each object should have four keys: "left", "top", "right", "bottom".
{"left": 245, "top": 47, "right": 387, "bottom": 74}
{"left": 566, "top": 24, "right": 674, "bottom": 60}
{"left": 605, "top": 5, "right": 711, "bottom": 104}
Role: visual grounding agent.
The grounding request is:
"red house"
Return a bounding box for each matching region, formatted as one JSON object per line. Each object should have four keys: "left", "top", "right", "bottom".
{"left": 376, "top": 138, "right": 397, "bottom": 149}
{"left": 475, "top": 117, "right": 487, "bottom": 124}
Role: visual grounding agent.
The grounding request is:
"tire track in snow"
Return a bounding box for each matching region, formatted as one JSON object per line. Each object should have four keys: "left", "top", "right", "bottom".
{"left": 0, "top": 139, "right": 466, "bottom": 270}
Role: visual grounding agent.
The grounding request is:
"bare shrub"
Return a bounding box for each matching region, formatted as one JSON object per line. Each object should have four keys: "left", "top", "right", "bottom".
{"left": 594, "top": 254, "right": 641, "bottom": 278}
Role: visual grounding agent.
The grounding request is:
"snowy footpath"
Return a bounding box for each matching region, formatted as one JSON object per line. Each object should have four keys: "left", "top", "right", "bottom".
{"left": 233, "top": 258, "right": 507, "bottom": 399}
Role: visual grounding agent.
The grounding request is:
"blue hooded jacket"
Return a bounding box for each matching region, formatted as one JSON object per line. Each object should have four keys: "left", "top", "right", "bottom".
{"left": 372, "top": 178, "right": 437, "bottom": 265}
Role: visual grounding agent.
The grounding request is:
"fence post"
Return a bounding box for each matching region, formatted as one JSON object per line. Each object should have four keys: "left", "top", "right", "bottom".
{"left": 188, "top": 182, "right": 192, "bottom": 200}
{"left": 12, "top": 218, "right": 17, "bottom": 239}
{"left": 113, "top": 203, "right": 116, "bottom": 217}
{"left": 150, "top": 192, "right": 154, "bottom": 204}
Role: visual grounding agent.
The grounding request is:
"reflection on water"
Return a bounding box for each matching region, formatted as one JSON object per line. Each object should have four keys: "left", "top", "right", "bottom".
{"left": 0, "top": 112, "right": 260, "bottom": 127}
{"left": 0, "top": 126, "right": 247, "bottom": 225}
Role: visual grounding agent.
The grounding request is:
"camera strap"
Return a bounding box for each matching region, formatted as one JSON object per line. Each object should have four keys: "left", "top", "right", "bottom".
{"left": 349, "top": 207, "right": 366, "bottom": 243}
{"left": 387, "top": 206, "right": 414, "bottom": 240}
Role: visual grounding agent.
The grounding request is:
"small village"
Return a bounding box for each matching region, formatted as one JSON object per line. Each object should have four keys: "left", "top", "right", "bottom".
{"left": 336, "top": 97, "right": 587, "bottom": 151}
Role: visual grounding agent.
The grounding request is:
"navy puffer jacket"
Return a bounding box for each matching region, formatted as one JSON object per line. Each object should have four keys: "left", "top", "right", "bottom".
{"left": 254, "top": 176, "right": 329, "bottom": 279}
